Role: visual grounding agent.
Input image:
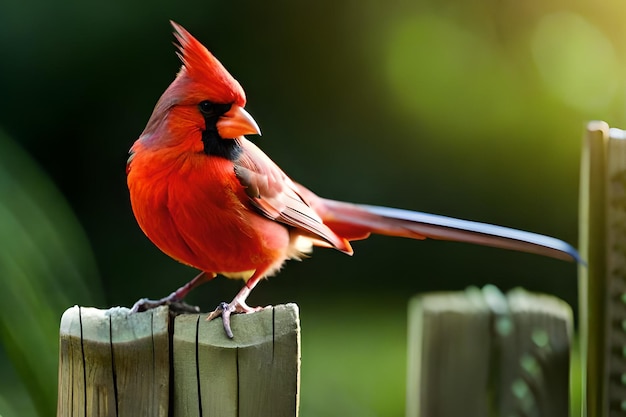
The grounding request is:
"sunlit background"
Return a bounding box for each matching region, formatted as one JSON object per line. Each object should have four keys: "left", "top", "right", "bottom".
{"left": 0, "top": 0, "right": 624, "bottom": 416}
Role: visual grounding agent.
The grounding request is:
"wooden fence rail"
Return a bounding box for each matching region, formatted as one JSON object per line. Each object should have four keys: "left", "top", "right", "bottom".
{"left": 57, "top": 304, "right": 300, "bottom": 417}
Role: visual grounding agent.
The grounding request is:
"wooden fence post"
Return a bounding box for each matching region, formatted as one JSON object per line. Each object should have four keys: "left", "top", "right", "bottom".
{"left": 579, "top": 121, "right": 626, "bottom": 417}
{"left": 57, "top": 304, "right": 301, "bottom": 417}
{"left": 406, "top": 286, "right": 572, "bottom": 417}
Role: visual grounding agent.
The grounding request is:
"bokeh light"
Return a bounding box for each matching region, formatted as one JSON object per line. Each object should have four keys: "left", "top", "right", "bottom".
{"left": 532, "top": 11, "right": 621, "bottom": 113}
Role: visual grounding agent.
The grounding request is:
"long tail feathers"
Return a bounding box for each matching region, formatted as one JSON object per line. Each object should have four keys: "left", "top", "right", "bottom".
{"left": 319, "top": 198, "right": 581, "bottom": 263}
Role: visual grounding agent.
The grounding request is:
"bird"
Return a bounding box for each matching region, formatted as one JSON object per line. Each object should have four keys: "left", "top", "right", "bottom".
{"left": 127, "top": 22, "right": 580, "bottom": 338}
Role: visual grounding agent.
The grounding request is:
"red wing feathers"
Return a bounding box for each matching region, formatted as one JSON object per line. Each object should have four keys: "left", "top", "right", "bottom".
{"left": 234, "top": 139, "right": 352, "bottom": 254}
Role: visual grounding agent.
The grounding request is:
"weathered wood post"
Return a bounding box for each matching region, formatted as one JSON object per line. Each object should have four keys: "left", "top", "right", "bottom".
{"left": 57, "top": 304, "right": 300, "bottom": 417}
{"left": 406, "top": 286, "right": 573, "bottom": 417}
{"left": 579, "top": 121, "right": 626, "bottom": 417}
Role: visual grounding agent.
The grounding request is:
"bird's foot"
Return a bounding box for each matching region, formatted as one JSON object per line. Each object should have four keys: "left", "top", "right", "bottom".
{"left": 130, "top": 292, "right": 201, "bottom": 314}
{"left": 130, "top": 272, "right": 214, "bottom": 314}
{"left": 206, "top": 299, "right": 263, "bottom": 339}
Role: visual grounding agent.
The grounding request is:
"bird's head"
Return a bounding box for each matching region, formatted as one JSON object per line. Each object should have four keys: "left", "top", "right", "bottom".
{"left": 138, "top": 22, "right": 260, "bottom": 154}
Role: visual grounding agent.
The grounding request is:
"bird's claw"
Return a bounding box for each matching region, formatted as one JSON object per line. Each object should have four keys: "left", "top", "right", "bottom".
{"left": 206, "top": 301, "right": 263, "bottom": 339}
{"left": 130, "top": 295, "right": 200, "bottom": 314}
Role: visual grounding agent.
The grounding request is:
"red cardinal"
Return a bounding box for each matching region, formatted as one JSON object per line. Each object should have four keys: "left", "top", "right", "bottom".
{"left": 127, "top": 22, "right": 579, "bottom": 338}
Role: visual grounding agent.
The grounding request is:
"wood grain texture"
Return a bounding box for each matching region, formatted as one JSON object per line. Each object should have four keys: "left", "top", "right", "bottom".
{"left": 80, "top": 307, "right": 116, "bottom": 416}
{"left": 173, "top": 304, "right": 301, "bottom": 417}
{"left": 57, "top": 306, "right": 170, "bottom": 417}
{"left": 58, "top": 304, "right": 300, "bottom": 417}
{"left": 109, "top": 306, "right": 170, "bottom": 417}
{"left": 57, "top": 305, "right": 86, "bottom": 417}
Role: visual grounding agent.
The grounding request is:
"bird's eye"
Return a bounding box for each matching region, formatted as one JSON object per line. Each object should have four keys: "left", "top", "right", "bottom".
{"left": 199, "top": 101, "right": 232, "bottom": 118}
{"left": 199, "top": 100, "right": 216, "bottom": 116}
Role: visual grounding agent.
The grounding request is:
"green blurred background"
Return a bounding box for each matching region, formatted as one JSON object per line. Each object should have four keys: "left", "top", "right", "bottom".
{"left": 0, "top": 0, "right": 624, "bottom": 415}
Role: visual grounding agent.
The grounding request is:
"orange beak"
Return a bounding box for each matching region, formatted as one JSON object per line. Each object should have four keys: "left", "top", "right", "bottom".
{"left": 217, "top": 105, "right": 261, "bottom": 139}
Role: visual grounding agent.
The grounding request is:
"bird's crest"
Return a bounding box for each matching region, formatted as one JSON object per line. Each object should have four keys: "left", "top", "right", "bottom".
{"left": 170, "top": 21, "right": 246, "bottom": 106}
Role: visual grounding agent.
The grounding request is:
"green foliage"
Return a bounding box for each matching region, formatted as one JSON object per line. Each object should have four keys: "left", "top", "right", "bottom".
{"left": 0, "top": 130, "right": 101, "bottom": 417}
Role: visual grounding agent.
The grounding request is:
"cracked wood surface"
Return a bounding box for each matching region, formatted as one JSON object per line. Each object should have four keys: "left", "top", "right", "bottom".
{"left": 57, "top": 304, "right": 300, "bottom": 417}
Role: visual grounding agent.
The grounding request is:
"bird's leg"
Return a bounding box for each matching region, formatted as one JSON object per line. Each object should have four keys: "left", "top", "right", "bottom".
{"left": 207, "top": 274, "right": 265, "bottom": 338}
{"left": 131, "top": 271, "right": 216, "bottom": 313}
